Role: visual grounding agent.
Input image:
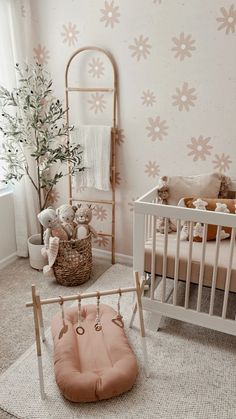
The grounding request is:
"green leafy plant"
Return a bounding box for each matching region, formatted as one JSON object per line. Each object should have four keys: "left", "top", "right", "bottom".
{"left": 0, "top": 63, "right": 84, "bottom": 243}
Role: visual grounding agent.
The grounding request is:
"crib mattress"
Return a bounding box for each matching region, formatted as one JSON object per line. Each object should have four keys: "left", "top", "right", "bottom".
{"left": 145, "top": 232, "right": 236, "bottom": 293}
{"left": 51, "top": 304, "right": 138, "bottom": 402}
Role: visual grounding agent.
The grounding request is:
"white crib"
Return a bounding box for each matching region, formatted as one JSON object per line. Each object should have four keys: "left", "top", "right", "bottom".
{"left": 133, "top": 182, "right": 236, "bottom": 336}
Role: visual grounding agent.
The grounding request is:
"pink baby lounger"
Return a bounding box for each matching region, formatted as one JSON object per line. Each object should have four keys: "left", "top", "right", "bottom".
{"left": 51, "top": 304, "right": 138, "bottom": 402}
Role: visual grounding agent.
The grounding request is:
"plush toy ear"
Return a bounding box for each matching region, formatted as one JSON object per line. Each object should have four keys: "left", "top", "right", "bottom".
{"left": 87, "top": 204, "right": 92, "bottom": 209}
{"left": 55, "top": 208, "right": 60, "bottom": 215}
{"left": 77, "top": 203, "right": 82, "bottom": 208}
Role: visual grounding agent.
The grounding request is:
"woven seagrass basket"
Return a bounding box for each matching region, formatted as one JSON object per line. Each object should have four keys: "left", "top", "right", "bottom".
{"left": 53, "top": 234, "right": 92, "bottom": 286}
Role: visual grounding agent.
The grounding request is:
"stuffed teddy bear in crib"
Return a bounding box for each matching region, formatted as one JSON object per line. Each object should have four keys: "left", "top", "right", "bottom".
{"left": 74, "top": 204, "right": 98, "bottom": 240}
{"left": 156, "top": 175, "right": 176, "bottom": 233}
{"left": 56, "top": 204, "right": 77, "bottom": 239}
{"left": 37, "top": 207, "right": 68, "bottom": 249}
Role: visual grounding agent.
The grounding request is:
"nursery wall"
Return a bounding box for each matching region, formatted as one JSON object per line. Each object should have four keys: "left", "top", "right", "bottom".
{"left": 30, "top": 0, "right": 236, "bottom": 256}
{"left": 0, "top": 191, "right": 17, "bottom": 268}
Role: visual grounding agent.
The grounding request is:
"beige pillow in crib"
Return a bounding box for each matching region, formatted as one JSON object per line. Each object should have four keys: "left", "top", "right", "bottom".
{"left": 168, "top": 172, "right": 224, "bottom": 206}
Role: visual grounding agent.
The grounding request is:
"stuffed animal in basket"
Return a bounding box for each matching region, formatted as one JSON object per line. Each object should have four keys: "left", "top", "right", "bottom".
{"left": 41, "top": 236, "right": 60, "bottom": 278}
{"left": 74, "top": 204, "right": 98, "bottom": 240}
{"left": 37, "top": 207, "right": 68, "bottom": 249}
{"left": 56, "top": 204, "right": 77, "bottom": 239}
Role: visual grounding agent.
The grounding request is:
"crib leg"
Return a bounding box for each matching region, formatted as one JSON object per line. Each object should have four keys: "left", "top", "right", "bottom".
{"left": 134, "top": 272, "right": 150, "bottom": 378}
{"left": 148, "top": 312, "right": 162, "bottom": 332}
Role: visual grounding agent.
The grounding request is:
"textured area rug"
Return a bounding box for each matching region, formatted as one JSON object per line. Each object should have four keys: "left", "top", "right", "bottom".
{"left": 0, "top": 256, "right": 111, "bottom": 375}
{"left": 0, "top": 264, "right": 236, "bottom": 419}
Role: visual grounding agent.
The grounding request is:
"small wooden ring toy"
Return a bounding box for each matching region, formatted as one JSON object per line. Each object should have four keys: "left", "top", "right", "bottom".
{"left": 94, "top": 323, "right": 102, "bottom": 332}
{"left": 76, "top": 326, "right": 85, "bottom": 335}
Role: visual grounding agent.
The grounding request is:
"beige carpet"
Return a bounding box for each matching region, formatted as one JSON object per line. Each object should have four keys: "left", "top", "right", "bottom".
{"left": 0, "top": 264, "right": 236, "bottom": 419}
{"left": 0, "top": 256, "right": 111, "bottom": 375}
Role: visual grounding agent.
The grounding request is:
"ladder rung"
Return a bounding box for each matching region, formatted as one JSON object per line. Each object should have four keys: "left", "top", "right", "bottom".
{"left": 66, "top": 87, "right": 114, "bottom": 92}
{"left": 73, "top": 198, "right": 114, "bottom": 205}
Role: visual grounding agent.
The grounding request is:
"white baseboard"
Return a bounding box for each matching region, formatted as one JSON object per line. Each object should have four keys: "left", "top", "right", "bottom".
{"left": 92, "top": 248, "right": 133, "bottom": 266}
{"left": 0, "top": 252, "right": 18, "bottom": 270}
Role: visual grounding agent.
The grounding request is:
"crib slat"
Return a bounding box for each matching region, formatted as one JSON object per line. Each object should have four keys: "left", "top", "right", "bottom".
{"left": 209, "top": 226, "right": 221, "bottom": 316}
{"left": 184, "top": 221, "right": 194, "bottom": 309}
{"left": 146, "top": 214, "right": 149, "bottom": 241}
{"left": 150, "top": 216, "right": 157, "bottom": 300}
{"left": 161, "top": 218, "right": 168, "bottom": 303}
{"left": 149, "top": 213, "right": 153, "bottom": 241}
{"left": 173, "top": 219, "right": 181, "bottom": 306}
{"left": 222, "top": 228, "right": 236, "bottom": 319}
{"left": 145, "top": 215, "right": 148, "bottom": 241}
{"left": 196, "top": 223, "right": 208, "bottom": 312}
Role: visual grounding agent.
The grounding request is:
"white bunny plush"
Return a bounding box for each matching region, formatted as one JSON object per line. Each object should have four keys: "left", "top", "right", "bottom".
{"left": 37, "top": 207, "right": 68, "bottom": 249}
{"left": 192, "top": 198, "right": 208, "bottom": 210}
{"left": 215, "top": 203, "right": 230, "bottom": 213}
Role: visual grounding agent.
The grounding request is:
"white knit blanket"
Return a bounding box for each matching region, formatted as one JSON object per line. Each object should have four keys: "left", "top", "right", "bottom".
{"left": 72, "top": 125, "right": 111, "bottom": 191}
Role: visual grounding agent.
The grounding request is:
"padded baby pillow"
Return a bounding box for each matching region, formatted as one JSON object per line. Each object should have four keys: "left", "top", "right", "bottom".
{"left": 51, "top": 304, "right": 138, "bottom": 402}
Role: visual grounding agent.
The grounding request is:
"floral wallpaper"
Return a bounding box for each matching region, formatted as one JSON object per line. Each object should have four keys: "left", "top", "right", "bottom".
{"left": 28, "top": 0, "right": 236, "bottom": 256}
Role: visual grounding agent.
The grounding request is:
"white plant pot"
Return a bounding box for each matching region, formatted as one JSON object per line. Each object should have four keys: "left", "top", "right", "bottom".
{"left": 28, "top": 234, "right": 45, "bottom": 270}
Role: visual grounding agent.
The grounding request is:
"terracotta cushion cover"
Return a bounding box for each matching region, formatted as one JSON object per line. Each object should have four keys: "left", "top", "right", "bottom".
{"left": 145, "top": 232, "right": 236, "bottom": 292}
{"left": 51, "top": 304, "right": 138, "bottom": 403}
{"left": 183, "top": 198, "right": 236, "bottom": 241}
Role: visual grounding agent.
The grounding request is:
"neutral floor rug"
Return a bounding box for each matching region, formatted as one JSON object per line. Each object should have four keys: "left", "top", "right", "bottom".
{"left": 0, "top": 256, "right": 111, "bottom": 375}
{"left": 0, "top": 264, "right": 236, "bottom": 419}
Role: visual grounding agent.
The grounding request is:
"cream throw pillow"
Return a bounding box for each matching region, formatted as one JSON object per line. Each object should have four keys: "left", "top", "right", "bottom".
{"left": 168, "top": 173, "right": 223, "bottom": 206}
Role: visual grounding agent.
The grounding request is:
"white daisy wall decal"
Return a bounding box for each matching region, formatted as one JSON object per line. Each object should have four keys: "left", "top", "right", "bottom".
{"left": 172, "top": 33, "right": 196, "bottom": 61}
{"left": 141, "top": 90, "right": 156, "bottom": 107}
{"left": 145, "top": 161, "right": 160, "bottom": 178}
{"left": 46, "top": 188, "right": 60, "bottom": 205}
{"left": 146, "top": 116, "right": 168, "bottom": 141}
{"left": 116, "top": 129, "right": 125, "bottom": 146}
{"left": 129, "top": 35, "right": 152, "bottom": 61}
{"left": 187, "top": 136, "right": 212, "bottom": 161}
{"left": 93, "top": 235, "right": 110, "bottom": 248}
{"left": 100, "top": 1, "right": 120, "bottom": 28}
{"left": 61, "top": 22, "right": 79, "bottom": 46}
{"left": 33, "top": 44, "right": 50, "bottom": 65}
{"left": 88, "top": 57, "right": 105, "bottom": 78}
{"left": 93, "top": 205, "right": 108, "bottom": 221}
{"left": 212, "top": 153, "right": 232, "bottom": 172}
{"left": 88, "top": 92, "right": 106, "bottom": 114}
{"left": 217, "top": 5, "right": 236, "bottom": 34}
{"left": 172, "top": 82, "right": 197, "bottom": 111}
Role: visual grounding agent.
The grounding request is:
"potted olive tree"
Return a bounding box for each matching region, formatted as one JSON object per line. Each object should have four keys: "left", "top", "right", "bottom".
{"left": 0, "top": 63, "right": 83, "bottom": 269}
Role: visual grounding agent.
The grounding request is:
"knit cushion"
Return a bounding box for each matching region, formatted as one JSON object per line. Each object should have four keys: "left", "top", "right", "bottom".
{"left": 51, "top": 304, "right": 138, "bottom": 403}
{"left": 180, "top": 197, "right": 236, "bottom": 241}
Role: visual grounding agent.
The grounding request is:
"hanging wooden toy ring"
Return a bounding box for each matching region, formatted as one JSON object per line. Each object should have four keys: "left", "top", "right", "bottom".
{"left": 76, "top": 294, "right": 85, "bottom": 335}
{"left": 94, "top": 291, "right": 102, "bottom": 331}
{"left": 58, "top": 296, "right": 68, "bottom": 339}
{"left": 112, "top": 289, "right": 124, "bottom": 328}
